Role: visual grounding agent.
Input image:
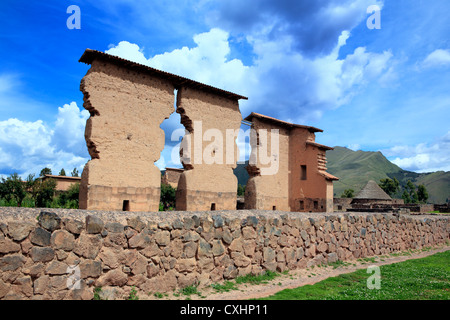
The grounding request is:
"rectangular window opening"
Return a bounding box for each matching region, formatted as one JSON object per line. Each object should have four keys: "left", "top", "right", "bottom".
{"left": 301, "top": 165, "right": 307, "bottom": 180}
{"left": 122, "top": 200, "right": 130, "bottom": 211}
{"left": 313, "top": 201, "right": 318, "bottom": 210}
{"left": 210, "top": 203, "right": 216, "bottom": 211}
{"left": 272, "top": 206, "right": 276, "bottom": 210}
{"left": 300, "top": 200, "right": 304, "bottom": 210}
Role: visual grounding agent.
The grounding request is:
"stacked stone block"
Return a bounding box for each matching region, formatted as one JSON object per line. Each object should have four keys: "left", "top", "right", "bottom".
{"left": 0, "top": 209, "right": 449, "bottom": 300}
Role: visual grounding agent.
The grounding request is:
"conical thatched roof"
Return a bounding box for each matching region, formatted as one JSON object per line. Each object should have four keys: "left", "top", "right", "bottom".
{"left": 353, "top": 180, "right": 392, "bottom": 200}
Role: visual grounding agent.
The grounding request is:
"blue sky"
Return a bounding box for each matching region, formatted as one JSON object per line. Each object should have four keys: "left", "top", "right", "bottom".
{"left": 0, "top": 0, "right": 449, "bottom": 178}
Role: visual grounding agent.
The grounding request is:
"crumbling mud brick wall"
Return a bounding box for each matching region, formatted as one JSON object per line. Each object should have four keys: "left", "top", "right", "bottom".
{"left": 0, "top": 208, "right": 448, "bottom": 300}
{"left": 244, "top": 113, "right": 338, "bottom": 212}
{"left": 79, "top": 51, "right": 175, "bottom": 212}
{"left": 175, "top": 87, "right": 244, "bottom": 211}
{"left": 78, "top": 49, "right": 247, "bottom": 212}
{"left": 244, "top": 116, "right": 290, "bottom": 211}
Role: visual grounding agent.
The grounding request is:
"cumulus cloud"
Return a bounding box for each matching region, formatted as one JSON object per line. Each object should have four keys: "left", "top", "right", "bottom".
{"left": 106, "top": 29, "right": 249, "bottom": 96}
{"left": 422, "top": 49, "right": 450, "bottom": 68}
{"left": 0, "top": 102, "right": 89, "bottom": 178}
{"left": 208, "top": 0, "right": 384, "bottom": 56}
{"left": 384, "top": 131, "right": 450, "bottom": 172}
{"left": 107, "top": 25, "right": 394, "bottom": 124}
{"left": 105, "top": 24, "right": 396, "bottom": 167}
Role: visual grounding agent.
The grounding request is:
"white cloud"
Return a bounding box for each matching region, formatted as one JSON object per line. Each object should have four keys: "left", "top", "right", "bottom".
{"left": 106, "top": 29, "right": 249, "bottom": 96}
{"left": 106, "top": 26, "right": 395, "bottom": 125}
{"left": 385, "top": 131, "right": 450, "bottom": 172}
{"left": 347, "top": 144, "right": 361, "bottom": 151}
{"left": 106, "top": 41, "right": 149, "bottom": 66}
{"left": 104, "top": 27, "right": 397, "bottom": 169}
{"left": 52, "top": 102, "right": 90, "bottom": 156}
{"left": 422, "top": 49, "right": 450, "bottom": 68}
{"left": 0, "top": 102, "right": 89, "bottom": 178}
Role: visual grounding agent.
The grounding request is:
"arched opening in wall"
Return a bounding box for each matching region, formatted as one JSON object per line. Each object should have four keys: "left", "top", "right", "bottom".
{"left": 156, "top": 89, "right": 184, "bottom": 211}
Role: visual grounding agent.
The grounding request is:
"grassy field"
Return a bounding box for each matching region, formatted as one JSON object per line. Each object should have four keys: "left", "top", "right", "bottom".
{"left": 258, "top": 250, "right": 450, "bottom": 300}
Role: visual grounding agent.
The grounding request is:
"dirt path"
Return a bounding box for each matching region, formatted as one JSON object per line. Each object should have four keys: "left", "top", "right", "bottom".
{"left": 170, "top": 245, "right": 450, "bottom": 300}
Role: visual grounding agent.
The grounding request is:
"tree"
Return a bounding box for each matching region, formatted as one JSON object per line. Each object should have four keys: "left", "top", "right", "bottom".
{"left": 405, "top": 180, "right": 418, "bottom": 204}
{"left": 31, "top": 178, "right": 57, "bottom": 208}
{"left": 417, "top": 184, "right": 429, "bottom": 203}
{"left": 59, "top": 168, "right": 66, "bottom": 176}
{"left": 379, "top": 178, "right": 400, "bottom": 197}
{"left": 237, "top": 184, "right": 245, "bottom": 197}
{"left": 40, "top": 167, "right": 52, "bottom": 177}
{"left": 0, "top": 173, "right": 26, "bottom": 206}
{"left": 71, "top": 168, "right": 79, "bottom": 177}
{"left": 58, "top": 182, "right": 80, "bottom": 208}
{"left": 341, "top": 189, "right": 355, "bottom": 198}
{"left": 160, "top": 183, "right": 176, "bottom": 211}
{"left": 402, "top": 190, "right": 411, "bottom": 204}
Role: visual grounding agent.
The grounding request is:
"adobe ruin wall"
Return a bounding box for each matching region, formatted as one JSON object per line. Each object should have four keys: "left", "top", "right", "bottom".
{"left": 175, "top": 87, "right": 242, "bottom": 211}
{"left": 79, "top": 59, "right": 175, "bottom": 212}
{"left": 1, "top": 207, "right": 448, "bottom": 300}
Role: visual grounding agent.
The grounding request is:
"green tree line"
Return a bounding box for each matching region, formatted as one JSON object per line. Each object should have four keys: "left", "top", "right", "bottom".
{"left": 0, "top": 167, "right": 80, "bottom": 209}
{"left": 340, "top": 178, "right": 429, "bottom": 204}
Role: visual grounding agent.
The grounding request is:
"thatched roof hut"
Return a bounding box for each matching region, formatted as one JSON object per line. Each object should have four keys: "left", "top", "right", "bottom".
{"left": 351, "top": 180, "right": 392, "bottom": 205}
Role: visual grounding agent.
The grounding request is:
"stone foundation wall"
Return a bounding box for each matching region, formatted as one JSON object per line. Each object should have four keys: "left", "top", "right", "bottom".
{"left": 0, "top": 207, "right": 449, "bottom": 300}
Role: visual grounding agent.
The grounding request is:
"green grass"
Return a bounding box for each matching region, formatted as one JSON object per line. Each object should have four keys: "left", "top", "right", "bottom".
{"left": 211, "top": 270, "right": 284, "bottom": 294}
{"left": 258, "top": 251, "right": 450, "bottom": 300}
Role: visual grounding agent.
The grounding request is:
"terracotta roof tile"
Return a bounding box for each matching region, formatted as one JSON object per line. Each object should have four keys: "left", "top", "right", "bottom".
{"left": 79, "top": 49, "right": 248, "bottom": 101}
{"left": 306, "top": 141, "right": 334, "bottom": 150}
{"left": 318, "top": 170, "right": 339, "bottom": 181}
{"left": 243, "top": 112, "right": 323, "bottom": 132}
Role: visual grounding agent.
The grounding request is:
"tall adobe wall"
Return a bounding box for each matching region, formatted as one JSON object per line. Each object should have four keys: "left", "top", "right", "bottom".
{"left": 176, "top": 87, "right": 242, "bottom": 211}
{"left": 79, "top": 59, "right": 175, "bottom": 212}
{"left": 244, "top": 118, "right": 290, "bottom": 211}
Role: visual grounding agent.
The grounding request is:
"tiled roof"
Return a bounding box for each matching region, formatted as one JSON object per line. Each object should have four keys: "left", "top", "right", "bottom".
{"left": 318, "top": 170, "right": 339, "bottom": 181}
{"left": 243, "top": 112, "right": 323, "bottom": 133}
{"left": 79, "top": 49, "right": 248, "bottom": 101}
{"left": 306, "top": 141, "right": 334, "bottom": 150}
{"left": 42, "top": 175, "right": 81, "bottom": 180}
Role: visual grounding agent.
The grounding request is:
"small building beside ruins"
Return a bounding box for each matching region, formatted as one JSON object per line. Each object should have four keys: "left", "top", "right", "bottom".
{"left": 244, "top": 113, "right": 338, "bottom": 213}
{"left": 161, "top": 167, "right": 183, "bottom": 189}
{"left": 40, "top": 175, "right": 81, "bottom": 192}
{"left": 350, "top": 180, "right": 393, "bottom": 206}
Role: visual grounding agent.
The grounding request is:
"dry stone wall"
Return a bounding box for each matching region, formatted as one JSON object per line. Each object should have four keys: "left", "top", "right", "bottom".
{"left": 0, "top": 207, "right": 449, "bottom": 300}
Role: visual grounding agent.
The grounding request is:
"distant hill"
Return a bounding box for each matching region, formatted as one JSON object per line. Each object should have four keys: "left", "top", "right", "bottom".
{"left": 233, "top": 161, "right": 249, "bottom": 186}
{"left": 326, "top": 147, "right": 449, "bottom": 204}
{"left": 231, "top": 147, "right": 450, "bottom": 204}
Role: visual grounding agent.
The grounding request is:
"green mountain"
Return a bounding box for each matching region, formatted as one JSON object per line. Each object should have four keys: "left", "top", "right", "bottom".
{"left": 233, "top": 161, "right": 249, "bottom": 187}
{"left": 232, "top": 146, "right": 449, "bottom": 204}
{"left": 326, "top": 147, "right": 449, "bottom": 204}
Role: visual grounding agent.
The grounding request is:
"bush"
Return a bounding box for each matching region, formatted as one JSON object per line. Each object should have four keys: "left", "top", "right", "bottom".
{"left": 58, "top": 183, "right": 80, "bottom": 208}
{"left": 160, "top": 183, "right": 176, "bottom": 211}
{"left": 0, "top": 173, "right": 26, "bottom": 206}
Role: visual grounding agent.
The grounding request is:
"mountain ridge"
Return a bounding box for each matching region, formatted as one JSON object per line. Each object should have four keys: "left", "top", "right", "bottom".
{"left": 232, "top": 146, "right": 449, "bottom": 204}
